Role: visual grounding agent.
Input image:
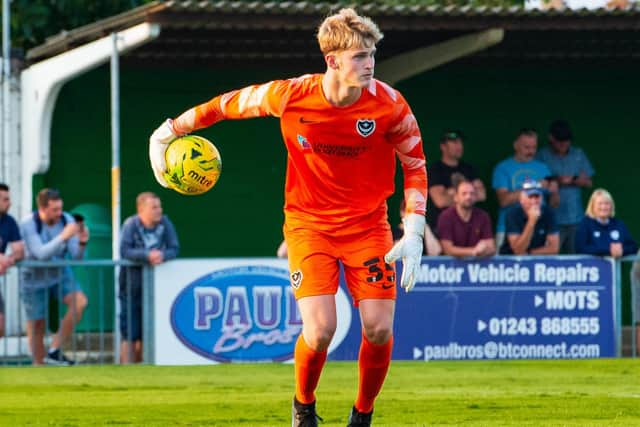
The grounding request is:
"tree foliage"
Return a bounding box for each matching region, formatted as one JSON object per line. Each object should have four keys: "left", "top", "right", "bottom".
{"left": 4, "top": 0, "right": 155, "bottom": 51}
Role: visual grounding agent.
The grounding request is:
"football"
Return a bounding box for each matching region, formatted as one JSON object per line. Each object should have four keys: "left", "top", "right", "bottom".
{"left": 164, "top": 135, "right": 222, "bottom": 195}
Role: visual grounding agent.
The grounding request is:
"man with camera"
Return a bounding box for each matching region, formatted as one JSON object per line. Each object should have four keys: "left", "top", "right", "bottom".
{"left": 20, "top": 188, "right": 89, "bottom": 365}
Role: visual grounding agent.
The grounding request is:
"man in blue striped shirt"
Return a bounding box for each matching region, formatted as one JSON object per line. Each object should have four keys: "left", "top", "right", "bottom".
{"left": 536, "top": 120, "right": 594, "bottom": 254}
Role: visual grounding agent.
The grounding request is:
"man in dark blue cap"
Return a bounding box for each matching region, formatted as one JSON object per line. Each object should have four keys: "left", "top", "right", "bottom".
{"left": 499, "top": 179, "right": 559, "bottom": 255}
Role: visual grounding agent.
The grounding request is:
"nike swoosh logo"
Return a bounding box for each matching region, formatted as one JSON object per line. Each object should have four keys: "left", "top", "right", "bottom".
{"left": 299, "top": 117, "right": 317, "bottom": 124}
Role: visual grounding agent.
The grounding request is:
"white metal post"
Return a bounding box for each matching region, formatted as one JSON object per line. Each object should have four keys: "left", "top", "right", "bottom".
{"left": 2, "top": 0, "right": 10, "bottom": 183}
{"left": 19, "top": 22, "right": 160, "bottom": 221}
{"left": 111, "top": 32, "right": 122, "bottom": 364}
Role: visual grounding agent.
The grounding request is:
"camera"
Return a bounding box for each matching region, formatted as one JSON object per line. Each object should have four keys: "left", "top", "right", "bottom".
{"left": 72, "top": 213, "right": 85, "bottom": 230}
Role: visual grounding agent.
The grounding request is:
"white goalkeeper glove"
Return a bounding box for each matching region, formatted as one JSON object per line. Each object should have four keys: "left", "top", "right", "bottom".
{"left": 384, "top": 213, "right": 425, "bottom": 293}
{"left": 149, "top": 119, "right": 178, "bottom": 187}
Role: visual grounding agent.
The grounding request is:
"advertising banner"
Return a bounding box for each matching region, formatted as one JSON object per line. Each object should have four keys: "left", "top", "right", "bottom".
{"left": 153, "top": 257, "right": 615, "bottom": 364}
{"left": 153, "top": 259, "right": 351, "bottom": 365}
{"left": 338, "top": 256, "right": 616, "bottom": 361}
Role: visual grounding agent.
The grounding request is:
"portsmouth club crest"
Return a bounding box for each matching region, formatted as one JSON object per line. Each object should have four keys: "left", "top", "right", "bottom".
{"left": 356, "top": 119, "right": 376, "bottom": 137}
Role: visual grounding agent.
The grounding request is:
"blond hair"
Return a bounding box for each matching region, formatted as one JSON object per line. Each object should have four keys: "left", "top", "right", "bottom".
{"left": 136, "top": 191, "right": 159, "bottom": 209}
{"left": 585, "top": 188, "right": 616, "bottom": 219}
{"left": 317, "top": 8, "right": 383, "bottom": 54}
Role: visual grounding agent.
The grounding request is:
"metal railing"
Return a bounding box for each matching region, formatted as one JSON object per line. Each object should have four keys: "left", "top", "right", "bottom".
{"left": 621, "top": 255, "right": 640, "bottom": 357}
{"left": 0, "top": 259, "right": 149, "bottom": 366}
{"left": 1, "top": 255, "right": 639, "bottom": 365}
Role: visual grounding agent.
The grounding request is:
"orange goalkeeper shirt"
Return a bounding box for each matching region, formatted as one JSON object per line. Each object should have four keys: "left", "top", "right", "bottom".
{"left": 172, "top": 74, "right": 427, "bottom": 236}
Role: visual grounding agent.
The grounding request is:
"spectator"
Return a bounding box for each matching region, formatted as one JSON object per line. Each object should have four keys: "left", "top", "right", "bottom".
{"left": 119, "top": 192, "right": 179, "bottom": 363}
{"left": 0, "top": 183, "right": 24, "bottom": 338}
{"left": 575, "top": 188, "right": 637, "bottom": 257}
{"left": 426, "top": 130, "right": 486, "bottom": 229}
{"left": 437, "top": 177, "right": 495, "bottom": 257}
{"left": 536, "top": 120, "right": 594, "bottom": 254}
{"left": 492, "top": 128, "right": 559, "bottom": 248}
{"left": 20, "top": 188, "right": 89, "bottom": 365}
{"left": 499, "top": 179, "right": 559, "bottom": 255}
{"left": 277, "top": 239, "right": 288, "bottom": 259}
{"left": 393, "top": 200, "right": 441, "bottom": 256}
{"left": 0, "top": 183, "right": 24, "bottom": 263}
{"left": 578, "top": 188, "right": 636, "bottom": 356}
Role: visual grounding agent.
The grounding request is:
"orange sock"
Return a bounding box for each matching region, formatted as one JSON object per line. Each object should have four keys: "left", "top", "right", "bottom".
{"left": 354, "top": 333, "right": 393, "bottom": 413}
{"left": 294, "top": 334, "right": 327, "bottom": 404}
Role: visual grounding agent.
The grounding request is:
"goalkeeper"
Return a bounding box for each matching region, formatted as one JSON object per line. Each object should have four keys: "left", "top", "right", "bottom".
{"left": 149, "top": 8, "right": 427, "bottom": 427}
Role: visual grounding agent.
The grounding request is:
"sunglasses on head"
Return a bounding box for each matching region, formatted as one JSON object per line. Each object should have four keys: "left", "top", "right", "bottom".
{"left": 45, "top": 188, "right": 61, "bottom": 198}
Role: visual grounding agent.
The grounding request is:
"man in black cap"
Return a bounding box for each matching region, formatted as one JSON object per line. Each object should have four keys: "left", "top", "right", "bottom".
{"left": 536, "top": 119, "right": 594, "bottom": 254}
{"left": 426, "top": 130, "right": 486, "bottom": 230}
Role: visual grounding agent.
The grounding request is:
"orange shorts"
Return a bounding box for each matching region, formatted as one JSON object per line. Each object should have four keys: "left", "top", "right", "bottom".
{"left": 284, "top": 224, "right": 396, "bottom": 306}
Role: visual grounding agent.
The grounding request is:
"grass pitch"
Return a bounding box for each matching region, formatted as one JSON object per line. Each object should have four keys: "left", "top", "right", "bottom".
{"left": 1, "top": 359, "right": 638, "bottom": 426}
